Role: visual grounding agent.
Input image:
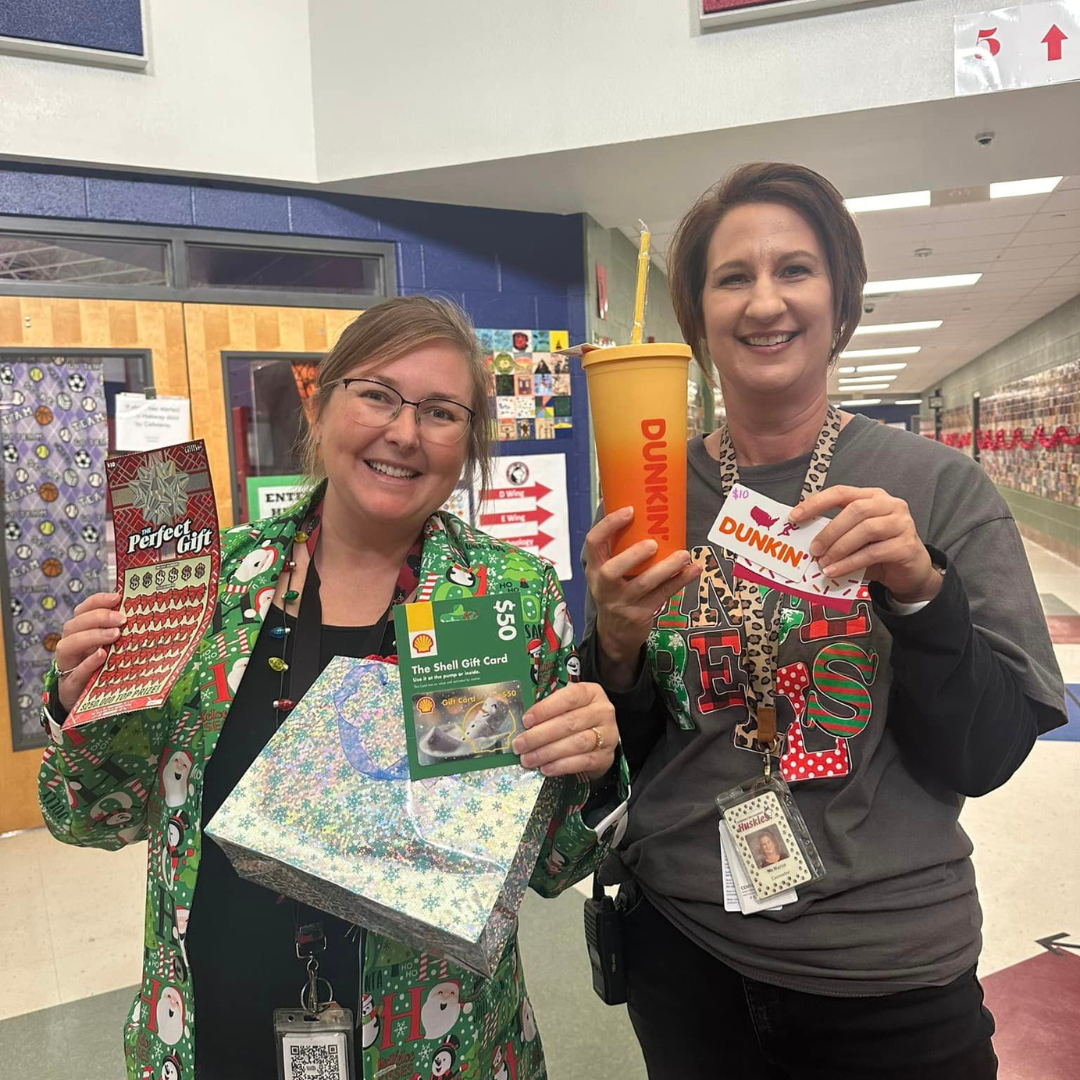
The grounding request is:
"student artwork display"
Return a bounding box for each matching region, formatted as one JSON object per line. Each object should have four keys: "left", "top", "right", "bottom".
{"left": 980, "top": 361, "right": 1080, "bottom": 506}
{"left": 935, "top": 359, "right": 1080, "bottom": 508}
{"left": 0, "top": 357, "right": 109, "bottom": 750}
{"left": 477, "top": 329, "right": 572, "bottom": 442}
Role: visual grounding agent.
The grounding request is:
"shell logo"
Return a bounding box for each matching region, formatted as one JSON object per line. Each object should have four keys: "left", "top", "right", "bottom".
{"left": 411, "top": 632, "right": 434, "bottom": 654}
{"left": 416, "top": 696, "right": 436, "bottom": 715}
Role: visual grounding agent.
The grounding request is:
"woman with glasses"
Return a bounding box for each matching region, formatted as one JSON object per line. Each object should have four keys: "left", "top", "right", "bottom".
{"left": 40, "top": 296, "right": 628, "bottom": 1080}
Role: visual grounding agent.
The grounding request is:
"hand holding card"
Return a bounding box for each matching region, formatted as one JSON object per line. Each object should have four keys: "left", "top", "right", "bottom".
{"left": 708, "top": 484, "right": 865, "bottom": 611}
{"left": 791, "top": 485, "right": 942, "bottom": 604}
{"left": 65, "top": 441, "right": 220, "bottom": 727}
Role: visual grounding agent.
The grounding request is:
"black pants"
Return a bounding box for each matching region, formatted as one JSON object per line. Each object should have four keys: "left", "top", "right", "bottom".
{"left": 622, "top": 890, "right": 998, "bottom": 1080}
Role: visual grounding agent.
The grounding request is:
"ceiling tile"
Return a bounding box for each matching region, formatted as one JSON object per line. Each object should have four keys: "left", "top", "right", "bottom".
{"left": 929, "top": 216, "right": 1030, "bottom": 241}
{"left": 933, "top": 195, "right": 1050, "bottom": 222}
{"left": 1006, "top": 231, "right": 1080, "bottom": 250}
{"left": 1041, "top": 189, "right": 1080, "bottom": 212}
{"left": 1024, "top": 211, "right": 1080, "bottom": 232}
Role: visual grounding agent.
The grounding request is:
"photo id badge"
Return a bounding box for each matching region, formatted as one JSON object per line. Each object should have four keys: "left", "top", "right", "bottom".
{"left": 716, "top": 775, "right": 825, "bottom": 902}
{"left": 274, "top": 1006, "right": 355, "bottom": 1080}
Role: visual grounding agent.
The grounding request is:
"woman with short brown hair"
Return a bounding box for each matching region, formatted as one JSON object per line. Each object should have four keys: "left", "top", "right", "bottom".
{"left": 582, "top": 163, "right": 1065, "bottom": 1078}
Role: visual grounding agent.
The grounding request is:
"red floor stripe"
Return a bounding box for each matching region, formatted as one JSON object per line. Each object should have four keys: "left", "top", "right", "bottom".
{"left": 1046, "top": 615, "right": 1080, "bottom": 644}
{"left": 981, "top": 948, "right": 1080, "bottom": 1079}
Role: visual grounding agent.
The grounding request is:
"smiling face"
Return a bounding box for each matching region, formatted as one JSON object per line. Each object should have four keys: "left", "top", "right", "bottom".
{"left": 314, "top": 344, "right": 473, "bottom": 537}
{"left": 702, "top": 202, "right": 835, "bottom": 407}
{"left": 758, "top": 831, "right": 782, "bottom": 864}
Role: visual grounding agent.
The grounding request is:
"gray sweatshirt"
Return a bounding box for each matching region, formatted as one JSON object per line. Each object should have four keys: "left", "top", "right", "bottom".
{"left": 583, "top": 415, "right": 1065, "bottom": 996}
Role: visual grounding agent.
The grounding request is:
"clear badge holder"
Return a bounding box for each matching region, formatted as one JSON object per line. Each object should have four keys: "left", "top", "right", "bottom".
{"left": 274, "top": 1005, "right": 355, "bottom": 1080}
{"left": 715, "top": 772, "right": 825, "bottom": 903}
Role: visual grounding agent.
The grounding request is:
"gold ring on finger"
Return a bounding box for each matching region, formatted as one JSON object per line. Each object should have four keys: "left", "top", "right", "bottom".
{"left": 592, "top": 726, "right": 605, "bottom": 751}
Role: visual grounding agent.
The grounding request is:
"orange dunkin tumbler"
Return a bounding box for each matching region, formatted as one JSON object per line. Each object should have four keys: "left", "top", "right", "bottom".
{"left": 582, "top": 343, "right": 691, "bottom": 575}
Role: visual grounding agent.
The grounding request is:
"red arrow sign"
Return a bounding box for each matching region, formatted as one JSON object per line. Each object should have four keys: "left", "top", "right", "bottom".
{"left": 479, "top": 482, "right": 552, "bottom": 501}
{"left": 479, "top": 506, "right": 554, "bottom": 528}
{"left": 500, "top": 529, "right": 555, "bottom": 550}
{"left": 1044, "top": 23, "right": 1068, "bottom": 62}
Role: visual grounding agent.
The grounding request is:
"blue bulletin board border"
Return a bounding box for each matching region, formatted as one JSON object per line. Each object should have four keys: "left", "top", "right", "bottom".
{"left": 0, "top": 0, "right": 147, "bottom": 68}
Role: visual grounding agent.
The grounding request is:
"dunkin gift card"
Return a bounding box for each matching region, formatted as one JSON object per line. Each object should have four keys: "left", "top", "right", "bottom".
{"left": 395, "top": 595, "right": 535, "bottom": 780}
{"left": 708, "top": 484, "right": 864, "bottom": 612}
{"left": 65, "top": 441, "right": 220, "bottom": 727}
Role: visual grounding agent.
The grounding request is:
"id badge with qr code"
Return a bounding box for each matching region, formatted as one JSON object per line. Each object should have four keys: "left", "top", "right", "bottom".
{"left": 716, "top": 775, "right": 825, "bottom": 902}
{"left": 274, "top": 1007, "right": 355, "bottom": 1080}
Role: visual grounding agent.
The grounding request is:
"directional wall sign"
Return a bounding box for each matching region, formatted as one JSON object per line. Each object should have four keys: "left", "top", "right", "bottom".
{"left": 476, "top": 454, "right": 572, "bottom": 580}
{"left": 956, "top": 2, "right": 1080, "bottom": 94}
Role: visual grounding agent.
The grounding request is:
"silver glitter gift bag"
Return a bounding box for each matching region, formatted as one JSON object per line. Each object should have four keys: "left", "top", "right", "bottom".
{"left": 206, "top": 656, "right": 558, "bottom": 977}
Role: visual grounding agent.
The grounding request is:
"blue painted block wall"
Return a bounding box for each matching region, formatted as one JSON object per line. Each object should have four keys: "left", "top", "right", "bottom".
{"left": 0, "top": 167, "right": 593, "bottom": 627}
{"left": 0, "top": 0, "right": 144, "bottom": 56}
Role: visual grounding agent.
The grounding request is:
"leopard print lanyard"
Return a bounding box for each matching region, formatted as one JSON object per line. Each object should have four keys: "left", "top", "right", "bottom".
{"left": 715, "top": 406, "right": 842, "bottom": 755}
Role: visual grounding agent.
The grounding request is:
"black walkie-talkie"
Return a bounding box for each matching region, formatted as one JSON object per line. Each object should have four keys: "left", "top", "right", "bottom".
{"left": 583, "top": 874, "right": 627, "bottom": 1005}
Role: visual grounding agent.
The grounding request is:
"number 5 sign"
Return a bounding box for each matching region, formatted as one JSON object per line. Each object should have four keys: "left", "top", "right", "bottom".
{"left": 956, "top": 2, "right": 1080, "bottom": 95}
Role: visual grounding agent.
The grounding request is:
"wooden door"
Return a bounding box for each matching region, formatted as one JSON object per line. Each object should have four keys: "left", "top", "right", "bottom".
{"left": 182, "top": 304, "right": 360, "bottom": 528}
{"left": 0, "top": 299, "right": 188, "bottom": 833}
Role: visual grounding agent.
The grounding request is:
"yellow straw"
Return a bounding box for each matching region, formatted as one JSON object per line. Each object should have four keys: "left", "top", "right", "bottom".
{"left": 630, "top": 219, "right": 651, "bottom": 345}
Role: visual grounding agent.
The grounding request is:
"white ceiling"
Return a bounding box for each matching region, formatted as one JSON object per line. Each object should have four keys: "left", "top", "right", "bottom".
{"left": 326, "top": 80, "right": 1080, "bottom": 397}
{"left": 630, "top": 178, "right": 1080, "bottom": 397}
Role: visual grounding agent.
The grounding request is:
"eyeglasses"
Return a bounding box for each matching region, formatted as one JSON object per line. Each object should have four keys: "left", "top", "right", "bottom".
{"left": 330, "top": 378, "right": 475, "bottom": 445}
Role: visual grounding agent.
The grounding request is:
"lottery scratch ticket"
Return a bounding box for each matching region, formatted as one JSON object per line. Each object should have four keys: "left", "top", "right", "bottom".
{"left": 65, "top": 441, "right": 219, "bottom": 727}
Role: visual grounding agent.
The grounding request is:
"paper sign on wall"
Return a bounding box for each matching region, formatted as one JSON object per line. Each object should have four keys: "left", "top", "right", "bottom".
{"left": 956, "top": 2, "right": 1080, "bottom": 94}
{"left": 246, "top": 474, "right": 310, "bottom": 520}
{"left": 476, "top": 454, "right": 572, "bottom": 579}
{"left": 114, "top": 394, "right": 191, "bottom": 452}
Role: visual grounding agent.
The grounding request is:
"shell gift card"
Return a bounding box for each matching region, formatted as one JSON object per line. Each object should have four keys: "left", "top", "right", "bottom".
{"left": 395, "top": 595, "right": 535, "bottom": 780}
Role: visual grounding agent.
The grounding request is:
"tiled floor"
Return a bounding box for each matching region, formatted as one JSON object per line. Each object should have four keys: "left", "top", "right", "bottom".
{"left": 1, "top": 537, "right": 1076, "bottom": 1079}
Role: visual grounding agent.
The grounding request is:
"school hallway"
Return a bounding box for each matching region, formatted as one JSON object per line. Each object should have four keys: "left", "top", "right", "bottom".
{"left": 1, "top": 536, "right": 1077, "bottom": 1080}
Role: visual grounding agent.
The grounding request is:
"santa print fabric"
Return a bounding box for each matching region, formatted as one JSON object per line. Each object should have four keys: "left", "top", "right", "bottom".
{"left": 39, "top": 487, "right": 627, "bottom": 1080}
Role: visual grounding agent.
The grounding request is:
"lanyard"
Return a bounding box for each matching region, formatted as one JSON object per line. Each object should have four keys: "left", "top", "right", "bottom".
{"left": 280, "top": 500, "right": 424, "bottom": 1007}
{"left": 715, "top": 407, "right": 842, "bottom": 764}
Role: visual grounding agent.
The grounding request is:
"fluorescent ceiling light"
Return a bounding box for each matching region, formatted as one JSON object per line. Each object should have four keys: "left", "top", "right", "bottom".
{"left": 852, "top": 320, "right": 943, "bottom": 335}
{"left": 840, "top": 347, "right": 921, "bottom": 359}
{"left": 837, "top": 366, "right": 856, "bottom": 374}
{"left": 865, "top": 274, "right": 981, "bottom": 294}
{"left": 845, "top": 190, "right": 931, "bottom": 213}
{"left": 839, "top": 398, "right": 882, "bottom": 406}
{"left": 838, "top": 384, "right": 892, "bottom": 392}
{"left": 840, "top": 374, "right": 899, "bottom": 383}
{"left": 856, "top": 363, "right": 908, "bottom": 372}
{"left": 896, "top": 399, "right": 923, "bottom": 405}
{"left": 989, "top": 176, "right": 1063, "bottom": 199}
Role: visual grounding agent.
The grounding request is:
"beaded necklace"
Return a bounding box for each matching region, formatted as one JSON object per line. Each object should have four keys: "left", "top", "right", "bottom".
{"left": 267, "top": 502, "right": 423, "bottom": 727}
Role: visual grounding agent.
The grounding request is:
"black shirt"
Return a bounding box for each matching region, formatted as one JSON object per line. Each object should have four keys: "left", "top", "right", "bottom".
{"left": 188, "top": 602, "right": 383, "bottom": 1080}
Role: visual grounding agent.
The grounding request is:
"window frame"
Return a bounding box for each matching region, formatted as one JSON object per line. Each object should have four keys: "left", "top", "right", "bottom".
{"left": 220, "top": 350, "right": 325, "bottom": 522}
{"left": 0, "top": 217, "right": 397, "bottom": 309}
